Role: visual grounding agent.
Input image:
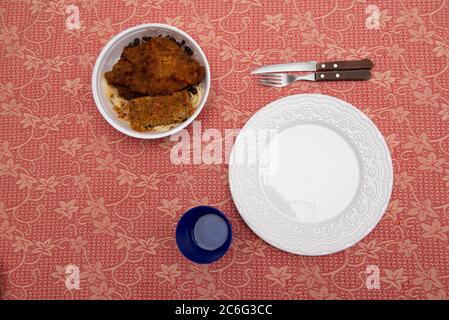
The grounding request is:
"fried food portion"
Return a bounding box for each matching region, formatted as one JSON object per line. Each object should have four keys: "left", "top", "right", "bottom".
{"left": 105, "top": 37, "right": 205, "bottom": 99}
{"left": 123, "top": 90, "right": 193, "bottom": 132}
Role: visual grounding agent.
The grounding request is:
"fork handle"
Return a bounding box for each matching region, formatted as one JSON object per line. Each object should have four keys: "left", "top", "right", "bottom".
{"left": 314, "top": 70, "right": 371, "bottom": 81}
{"left": 317, "top": 59, "right": 374, "bottom": 71}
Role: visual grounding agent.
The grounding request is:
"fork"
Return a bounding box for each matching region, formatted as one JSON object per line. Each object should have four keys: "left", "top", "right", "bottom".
{"left": 257, "top": 70, "right": 372, "bottom": 87}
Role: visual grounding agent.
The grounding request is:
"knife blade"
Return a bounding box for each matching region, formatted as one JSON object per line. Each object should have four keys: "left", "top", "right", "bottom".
{"left": 251, "top": 59, "right": 374, "bottom": 74}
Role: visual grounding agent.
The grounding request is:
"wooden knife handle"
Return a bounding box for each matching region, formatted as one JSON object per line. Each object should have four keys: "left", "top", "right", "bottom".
{"left": 317, "top": 59, "right": 374, "bottom": 71}
{"left": 314, "top": 70, "right": 371, "bottom": 81}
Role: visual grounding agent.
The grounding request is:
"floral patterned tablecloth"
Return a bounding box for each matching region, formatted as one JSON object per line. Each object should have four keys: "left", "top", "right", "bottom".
{"left": 0, "top": 0, "right": 448, "bottom": 300}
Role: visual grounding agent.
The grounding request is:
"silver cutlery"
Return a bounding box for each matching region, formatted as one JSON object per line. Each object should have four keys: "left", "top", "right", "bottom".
{"left": 257, "top": 70, "right": 372, "bottom": 87}
{"left": 251, "top": 59, "right": 374, "bottom": 74}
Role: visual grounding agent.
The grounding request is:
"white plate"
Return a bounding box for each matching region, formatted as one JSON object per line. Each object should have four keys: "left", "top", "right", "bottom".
{"left": 229, "top": 94, "right": 393, "bottom": 255}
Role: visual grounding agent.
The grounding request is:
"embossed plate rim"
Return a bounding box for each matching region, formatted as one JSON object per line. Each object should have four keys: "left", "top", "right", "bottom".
{"left": 228, "top": 93, "right": 393, "bottom": 256}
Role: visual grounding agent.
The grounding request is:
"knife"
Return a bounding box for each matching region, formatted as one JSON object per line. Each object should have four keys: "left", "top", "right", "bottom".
{"left": 251, "top": 59, "right": 374, "bottom": 74}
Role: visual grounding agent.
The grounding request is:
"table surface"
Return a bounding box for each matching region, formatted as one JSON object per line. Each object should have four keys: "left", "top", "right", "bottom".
{"left": 0, "top": 0, "right": 448, "bottom": 300}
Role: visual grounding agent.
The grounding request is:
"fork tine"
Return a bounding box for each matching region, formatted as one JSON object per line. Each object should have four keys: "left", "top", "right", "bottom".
{"left": 257, "top": 73, "right": 283, "bottom": 79}
{"left": 258, "top": 78, "right": 282, "bottom": 83}
{"left": 257, "top": 76, "right": 282, "bottom": 82}
{"left": 258, "top": 81, "right": 279, "bottom": 86}
{"left": 257, "top": 73, "right": 283, "bottom": 76}
{"left": 258, "top": 80, "right": 284, "bottom": 87}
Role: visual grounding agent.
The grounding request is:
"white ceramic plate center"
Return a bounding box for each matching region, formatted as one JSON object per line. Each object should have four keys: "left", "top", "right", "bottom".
{"left": 260, "top": 124, "right": 360, "bottom": 223}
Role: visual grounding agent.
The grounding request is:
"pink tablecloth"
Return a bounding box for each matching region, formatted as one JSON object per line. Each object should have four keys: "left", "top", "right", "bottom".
{"left": 0, "top": 0, "right": 448, "bottom": 300}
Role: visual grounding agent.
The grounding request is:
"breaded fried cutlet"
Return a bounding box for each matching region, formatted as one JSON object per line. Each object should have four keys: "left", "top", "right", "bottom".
{"left": 105, "top": 37, "right": 205, "bottom": 99}
{"left": 123, "top": 90, "right": 193, "bottom": 131}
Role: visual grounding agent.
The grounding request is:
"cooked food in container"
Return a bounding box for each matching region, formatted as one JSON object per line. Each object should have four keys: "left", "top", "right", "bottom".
{"left": 104, "top": 36, "right": 205, "bottom": 132}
